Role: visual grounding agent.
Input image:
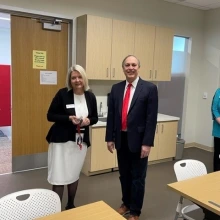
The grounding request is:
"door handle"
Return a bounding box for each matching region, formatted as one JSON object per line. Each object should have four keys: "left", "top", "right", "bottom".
{"left": 112, "top": 68, "right": 115, "bottom": 78}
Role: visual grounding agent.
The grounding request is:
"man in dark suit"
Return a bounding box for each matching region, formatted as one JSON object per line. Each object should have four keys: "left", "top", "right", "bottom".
{"left": 105, "top": 55, "right": 158, "bottom": 220}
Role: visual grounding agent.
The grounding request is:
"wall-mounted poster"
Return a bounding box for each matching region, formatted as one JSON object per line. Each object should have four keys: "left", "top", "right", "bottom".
{"left": 33, "top": 50, "right": 46, "bottom": 69}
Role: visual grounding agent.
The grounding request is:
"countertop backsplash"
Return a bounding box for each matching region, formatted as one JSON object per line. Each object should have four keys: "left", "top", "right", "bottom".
{"left": 89, "top": 80, "right": 113, "bottom": 115}
{"left": 89, "top": 80, "right": 158, "bottom": 118}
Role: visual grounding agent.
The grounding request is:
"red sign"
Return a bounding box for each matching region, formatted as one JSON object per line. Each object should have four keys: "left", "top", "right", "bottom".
{"left": 0, "top": 65, "right": 11, "bottom": 126}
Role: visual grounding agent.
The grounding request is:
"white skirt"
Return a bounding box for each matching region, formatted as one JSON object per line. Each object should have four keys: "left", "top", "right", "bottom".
{"left": 47, "top": 141, "right": 87, "bottom": 185}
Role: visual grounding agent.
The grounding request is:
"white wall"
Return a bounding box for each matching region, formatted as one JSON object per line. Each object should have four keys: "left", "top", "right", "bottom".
{"left": 0, "top": 0, "right": 205, "bottom": 144}
{"left": 0, "top": 27, "right": 10, "bottom": 64}
{"left": 194, "top": 8, "right": 220, "bottom": 148}
{"left": 0, "top": 13, "right": 10, "bottom": 64}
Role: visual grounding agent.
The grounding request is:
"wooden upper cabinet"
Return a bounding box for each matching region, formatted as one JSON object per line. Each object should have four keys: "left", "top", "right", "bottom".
{"left": 153, "top": 27, "right": 174, "bottom": 81}
{"left": 134, "top": 23, "right": 155, "bottom": 81}
{"left": 76, "top": 15, "right": 112, "bottom": 79}
{"left": 76, "top": 15, "right": 135, "bottom": 80}
{"left": 111, "top": 19, "right": 135, "bottom": 80}
{"left": 134, "top": 24, "right": 174, "bottom": 81}
{"left": 76, "top": 14, "right": 174, "bottom": 81}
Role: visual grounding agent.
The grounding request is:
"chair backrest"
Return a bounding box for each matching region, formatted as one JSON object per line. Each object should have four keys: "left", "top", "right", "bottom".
{"left": 0, "top": 188, "right": 61, "bottom": 220}
{"left": 174, "top": 159, "right": 207, "bottom": 181}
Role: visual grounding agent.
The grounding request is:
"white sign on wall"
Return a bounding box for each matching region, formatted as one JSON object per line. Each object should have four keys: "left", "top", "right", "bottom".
{"left": 40, "top": 71, "right": 57, "bottom": 85}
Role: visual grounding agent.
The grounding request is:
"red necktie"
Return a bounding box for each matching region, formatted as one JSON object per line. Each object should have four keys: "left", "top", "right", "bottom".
{"left": 122, "top": 83, "right": 132, "bottom": 130}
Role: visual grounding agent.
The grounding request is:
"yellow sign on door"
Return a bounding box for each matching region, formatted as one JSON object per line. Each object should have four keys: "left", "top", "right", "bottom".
{"left": 33, "top": 50, "right": 46, "bottom": 69}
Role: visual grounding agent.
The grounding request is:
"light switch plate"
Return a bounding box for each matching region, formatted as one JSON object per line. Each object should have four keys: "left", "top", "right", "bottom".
{"left": 203, "top": 92, "right": 208, "bottom": 99}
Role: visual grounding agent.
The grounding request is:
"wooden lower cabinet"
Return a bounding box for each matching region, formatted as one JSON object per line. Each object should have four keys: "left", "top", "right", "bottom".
{"left": 148, "top": 121, "right": 178, "bottom": 162}
{"left": 82, "top": 121, "right": 178, "bottom": 176}
{"left": 148, "top": 125, "right": 159, "bottom": 161}
{"left": 82, "top": 127, "right": 117, "bottom": 176}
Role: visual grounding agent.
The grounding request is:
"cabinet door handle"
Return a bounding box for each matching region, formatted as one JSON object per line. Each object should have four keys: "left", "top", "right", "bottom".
{"left": 106, "top": 68, "right": 109, "bottom": 77}
{"left": 161, "top": 124, "right": 164, "bottom": 133}
{"left": 150, "top": 70, "right": 152, "bottom": 79}
{"left": 156, "top": 124, "right": 158, "bottom": 133}
{"left": 112, "top": 68, "right": 115, "bottom": 78}
{"left": 155, "top": 70, "right": 157, "bottom": 79}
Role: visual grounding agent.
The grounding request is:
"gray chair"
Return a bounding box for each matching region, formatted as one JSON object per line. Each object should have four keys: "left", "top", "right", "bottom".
{"left": 0, "top": 188, "right": 61, "bottom": 220}
{"left": 173, "top": 159, "right": 207, "bottom": 220}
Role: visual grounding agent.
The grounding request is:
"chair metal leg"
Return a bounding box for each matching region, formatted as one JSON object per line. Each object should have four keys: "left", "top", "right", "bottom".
{"left": 174, "top": 212, "right": 180, "bottom": 220}
{"left": 174, "top": 196, "right": 184, "bottom": 220}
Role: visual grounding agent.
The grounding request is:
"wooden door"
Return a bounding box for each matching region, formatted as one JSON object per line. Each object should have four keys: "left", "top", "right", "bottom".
{"left": 134, "top": 23, "right": 155, "bottom": 81}
{"left": 153, "top": 27, "right": 174, "bottom": 81}
{"left": 11, "top": 16, "right": 68, "bottom": 156}
{"left": 148, "top": 123, "right": 159, "bottom": 162}
{"left": 111, "top": 19, "right": 135, "bottom": 80}
{"left": 158, "top": 121, "right": 177, "bottom": 159}
{"left": 90, "top": 127, "right": 116, "bottom": 172}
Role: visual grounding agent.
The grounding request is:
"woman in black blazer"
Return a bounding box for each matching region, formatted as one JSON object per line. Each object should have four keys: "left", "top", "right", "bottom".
{"left": 46, "top": 65, "right": 98, "bottom": 209}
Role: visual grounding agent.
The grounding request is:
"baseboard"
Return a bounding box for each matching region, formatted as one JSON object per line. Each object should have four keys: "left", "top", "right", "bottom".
{"left": 185, "top": 142, "right": 213, "bottom": 152}
{"left": 82, "top": 168, "right": 113, "bottom": 176}
{"left": 12, "top": 152, "right": 47, "bottom": 172}
{"left": 149, "top": 158, "right": 173, "bottom": 165}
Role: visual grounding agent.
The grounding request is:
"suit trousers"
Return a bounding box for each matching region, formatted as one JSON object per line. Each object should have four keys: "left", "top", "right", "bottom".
{"left": 214, "top": 137, "right": 220, "bottom": 171}
{"left": 117, "top": 131, "right": 148, "bottom": 216}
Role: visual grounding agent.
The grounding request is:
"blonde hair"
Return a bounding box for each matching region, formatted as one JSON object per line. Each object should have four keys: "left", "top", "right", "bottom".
{"left": 66, "top": 65, "right": 90, "bottom": 91}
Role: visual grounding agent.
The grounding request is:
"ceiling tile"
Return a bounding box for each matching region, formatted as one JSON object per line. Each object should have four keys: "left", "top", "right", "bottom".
{"left": 164, "top": 0, "right": 177, "bottom": 2}
{"left": 186, "top": 0, "right": 220, "bottom": 6}
{"left": 179, "top": 1, "right": 209, "bottom": 9}
{"left": 208, "top": 2, "right": 220, "bottom": 8}
{"left": 163, "top": 0, "right": 220, "bottom": 10}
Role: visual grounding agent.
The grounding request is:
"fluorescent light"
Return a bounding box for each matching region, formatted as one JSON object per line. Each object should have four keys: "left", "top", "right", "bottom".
{"left": 0, "top": 17, "right": 10, "bottom": 21}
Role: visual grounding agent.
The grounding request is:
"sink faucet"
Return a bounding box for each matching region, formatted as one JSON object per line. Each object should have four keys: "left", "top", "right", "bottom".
{"left": 99, "top": 102, "right": 103, "bottom": 117}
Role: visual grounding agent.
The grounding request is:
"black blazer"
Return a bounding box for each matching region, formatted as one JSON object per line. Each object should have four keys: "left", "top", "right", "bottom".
{"left": 46, "top": 88, "right": 98, "bottom": 147}
{"left": 105, "top": 78, "right": 158, "bottom": 152}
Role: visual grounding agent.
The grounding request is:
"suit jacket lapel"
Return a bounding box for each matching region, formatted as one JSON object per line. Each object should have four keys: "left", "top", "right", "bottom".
{"left": 119, "top": 81, "right": 126, "bottom": 116}
{"left": 128, "top": 79, "right": 143, "bottom": 114}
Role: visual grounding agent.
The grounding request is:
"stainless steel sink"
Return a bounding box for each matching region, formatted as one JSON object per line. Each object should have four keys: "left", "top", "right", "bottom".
{"left": 98, "top": 118, "right": 107, "bottom": 122}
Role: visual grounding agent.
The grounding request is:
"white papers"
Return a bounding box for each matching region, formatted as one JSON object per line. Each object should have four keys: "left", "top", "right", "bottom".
{"left": 40, "top": 71, "right": 57, "bottom": 85}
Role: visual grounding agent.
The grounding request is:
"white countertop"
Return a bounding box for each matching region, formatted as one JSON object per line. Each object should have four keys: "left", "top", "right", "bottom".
{"left": 157, "top": 113, "right": 180, "bottom": 122}
{"left": 92, "top": 113, "right": 179, "bottom": 128}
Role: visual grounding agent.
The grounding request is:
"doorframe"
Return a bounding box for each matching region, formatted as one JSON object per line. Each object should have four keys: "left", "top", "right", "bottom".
{"left": 0, "top": 6, "right": 74, "bottom": 172}
{"left": 0, "top": 4, "right": 75, "bottom": 66}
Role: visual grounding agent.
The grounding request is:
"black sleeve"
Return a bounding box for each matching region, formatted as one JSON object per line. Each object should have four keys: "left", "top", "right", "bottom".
{"left": 47, "top": 89, "right": 70, "bottom": 123}
{"left": 105, "top": 85, "right": 115, "bottom": 142}
{"left": 143, "top": 84, "right": 158, "bottom": 146}
{"left": 88, "top": 92, "right": 98, "bottom": 126}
